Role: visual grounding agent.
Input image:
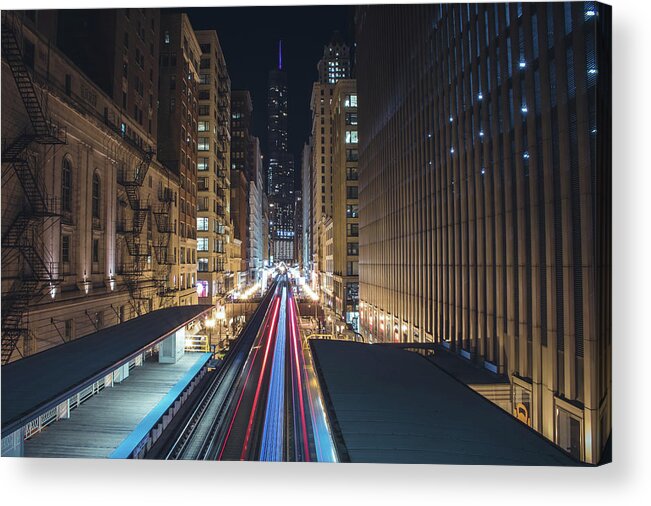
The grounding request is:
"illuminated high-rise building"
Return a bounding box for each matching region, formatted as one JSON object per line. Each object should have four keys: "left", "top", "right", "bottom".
{"left": 195, "top": 29, "right": 232, "bottom": 303}
{"left": 266, "top": 41, "right": 295, "bottom": 263}
{"left": 308, "top": 32, "right": 351, "bottom": 305}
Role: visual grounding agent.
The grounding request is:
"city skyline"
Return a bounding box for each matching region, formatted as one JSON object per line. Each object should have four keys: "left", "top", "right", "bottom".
{"left": 184, "top": 4, "right": 353, "bottom": 188}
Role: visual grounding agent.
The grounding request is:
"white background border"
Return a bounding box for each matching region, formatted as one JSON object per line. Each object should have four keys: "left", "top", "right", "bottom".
{"left": 1, "top": 0, "right": 648, "bottom": 504}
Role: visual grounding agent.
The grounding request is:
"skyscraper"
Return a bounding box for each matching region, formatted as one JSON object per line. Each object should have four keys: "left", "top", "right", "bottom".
{"left": 231, "top": 90, "right": 252, "bottom": 282}
{"left": 355, "top": 3, "right": 611, "bottom": 464}
{"left": 301, "top": 141, "right": 312, "bottom": 276}
{"left": 266, "top": 41, "right": 295, "bottom": 263}
{"left": 308, "top": 33, "right": 351, "bottom": 305}
{"left": 195, "top": 29, "right": 231, "bottom": 303}
{"left": 331, "top": 79, "right": 359, "bottom": 331}
{"left": 158, "top": 13, "right": 201, "bottom": 305}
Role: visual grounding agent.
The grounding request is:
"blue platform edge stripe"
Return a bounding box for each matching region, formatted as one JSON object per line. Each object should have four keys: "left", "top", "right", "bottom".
{"left": 109, "top": 352, "right": 212, "bottom": 459}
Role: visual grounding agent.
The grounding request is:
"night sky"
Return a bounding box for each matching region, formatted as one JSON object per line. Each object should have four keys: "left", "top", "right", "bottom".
{"left": 178, "top": 5, "right": 355, "bottom": 187}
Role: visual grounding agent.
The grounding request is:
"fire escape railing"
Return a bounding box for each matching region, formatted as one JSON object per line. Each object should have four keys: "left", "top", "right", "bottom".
{"left": 1, "top": 12, "right": 66, "bottom": 364}
{"left": 116, "top": 152, "right": 154, "bottom": 316}
{"left": 152, "top": 186, "right": 175, "bottom": 305}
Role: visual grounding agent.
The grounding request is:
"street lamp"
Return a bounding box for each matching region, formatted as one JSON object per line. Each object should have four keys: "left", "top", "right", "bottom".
{"left": 311, "top": 292, "right": 319, "bottom": 323}
{"left": 205, "top": 317, "right": 215, "bottom": 352}
{"left": 216, "top": 306, "right": 226, "bottom": 347}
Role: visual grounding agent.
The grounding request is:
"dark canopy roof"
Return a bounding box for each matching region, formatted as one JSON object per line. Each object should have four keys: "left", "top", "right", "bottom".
{"left": 311, "top": 340, "right": 582, "bottom": 466}
{"left": 2, "top": 305, "right": 212, "bottom": 435}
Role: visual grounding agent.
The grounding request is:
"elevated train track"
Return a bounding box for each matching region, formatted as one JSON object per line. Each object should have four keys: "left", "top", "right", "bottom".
{"left": 154, "top": 273, "right": 337, "bottom": 462}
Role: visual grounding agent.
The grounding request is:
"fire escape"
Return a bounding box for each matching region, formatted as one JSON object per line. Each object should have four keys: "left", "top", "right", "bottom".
{"left": 215, "top": 61, "right": 230, "bottom": 295}
{"left": 1, "top": 13, "right": 66, "bottom": 363}
{"left": 116, "top": 149, "right": 154, "bottom": 316}
{"left": 152, "top": 184, "right": 176, "bottom": 307}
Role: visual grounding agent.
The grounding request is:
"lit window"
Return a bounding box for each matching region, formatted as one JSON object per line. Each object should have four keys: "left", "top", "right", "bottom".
{"left": 197, "top": 238, "right": 208, "bottom": 251}
{"left": 198, "top": 121, "right": 209, "bottom": 132}
{"left": 344, "top": 94, "right": 357, "bottom": 107}
{"left": 519, "top": 61, "right": 527, "bottom": 69}
{"left": 197, "top": 217, "right": 209, "bottom": 231}
{"left": 345, "top": 131, "right": 358, "bottom": 144}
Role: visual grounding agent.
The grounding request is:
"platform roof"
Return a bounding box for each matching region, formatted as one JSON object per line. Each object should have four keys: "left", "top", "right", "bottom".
{"left": 2, "top": 305, "right": 212, "bottom": 436}
{"left": 311, "top": 340, "right": 582, "bottom": 466}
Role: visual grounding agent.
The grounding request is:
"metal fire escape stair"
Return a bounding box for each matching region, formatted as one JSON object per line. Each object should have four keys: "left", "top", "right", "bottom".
{"left": 116, "top": 150, "right": 155, "bottom": 315}
{"left": 1, "top": 13, "right": 66, "bottom": 364}
{"left": 152, "top": 186, "right": 175, "bottom": 303}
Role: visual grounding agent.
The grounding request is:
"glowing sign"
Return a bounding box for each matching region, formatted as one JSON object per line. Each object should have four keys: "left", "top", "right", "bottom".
{"left": 196, "top": 280, "right": 209, "bottom": 298}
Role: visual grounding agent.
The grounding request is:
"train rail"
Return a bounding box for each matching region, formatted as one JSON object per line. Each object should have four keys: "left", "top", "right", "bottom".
{"left": 162, "top": 282, "right": 277, "bottom": 460}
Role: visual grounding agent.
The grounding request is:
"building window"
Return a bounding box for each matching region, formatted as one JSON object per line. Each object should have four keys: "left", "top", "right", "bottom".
{"left": 198, "top": 258, "right": 209, "bottom": 272}
{"left": 346, "top": 167, "right": 359, "bottom": 180}
{"left": 347, "top": 223, "right": 359, "bottom": 237}
{"left": 92, "top": 238, "right": 100, "bottom": 263}
{"left": 62, "top": 158, "right": 72, "bottom": 213}
{"left": 344, "top": 94, "right": 357, "bottom": 107}
{"left": 512, "top": 385, "right": 532, "bottom": 427}
{"left": 92, "top": 174, "right": 101, "bottom": 219}
{"left": 61, "top": 235, "right": 70, "bottom": 263}
{"left": 197, "top": 217, "right": 209, "bottom": 231}
{"left": 198, "top": 157, "right": 209, "bottom": 171}
{"left": 346, "top": 149, "right": 359, "bottom": 162}
{"left": 556, "top": 406, "right": 582, "bottom": 461}
{"left": 198, "top": 137, "right": 210, "bottom": 151}
{"left": 347, "top": 242, "right": 359, "bottom": 256}
{"left": 198, "top": 121, "right": 209, "bottom": 132}
{"left": 164, "top": 31, "right": 170, "bottom": 44}
{"left": 346, "top": 261, "right": 359, "bottom": 276}
{"left": 346, "top": 186, "right": 358, "bottom": 199}
{"left": 197, "top": 237, "right": 208, "bottom": 251}
{"left": 346, "top": 205, "right": 359, "bottom": 218}
{"left": 345, "top": 131, "right": 358, "bottom": 144}
{"left": 345, "top": 112, "right": 358, "bottom": 125}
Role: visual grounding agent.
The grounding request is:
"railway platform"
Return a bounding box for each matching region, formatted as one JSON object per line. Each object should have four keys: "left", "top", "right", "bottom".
{"left": 2, "top": 305, "right": 214, "bottom": 458}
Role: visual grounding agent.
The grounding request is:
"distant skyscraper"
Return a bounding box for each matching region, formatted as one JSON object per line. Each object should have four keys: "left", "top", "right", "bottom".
{"left": 317, "top": 30, "right": 351, "bottom": 84}
{"left": 301, "top": 141, "right": 312, "bottom": 275}
{"left": 231, "top": 90, "right": 253, "bottom": 279}
{"left": 267, "top": 41, "right": 295, "bottom": 263}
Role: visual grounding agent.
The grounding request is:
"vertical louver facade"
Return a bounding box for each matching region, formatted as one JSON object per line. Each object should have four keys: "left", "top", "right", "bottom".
{"left": 356, "top": 2, "right": 610, "bottom": 464}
